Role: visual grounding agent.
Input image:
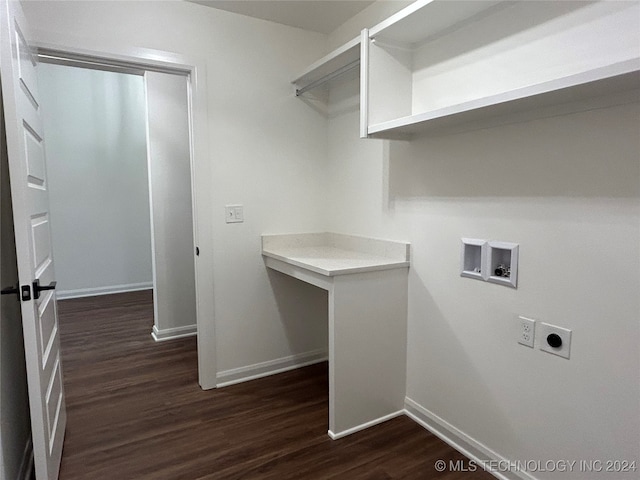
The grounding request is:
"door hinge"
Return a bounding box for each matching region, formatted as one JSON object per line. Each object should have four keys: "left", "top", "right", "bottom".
{"left": 196, "top": 246, "right": 200, "bottom": 256}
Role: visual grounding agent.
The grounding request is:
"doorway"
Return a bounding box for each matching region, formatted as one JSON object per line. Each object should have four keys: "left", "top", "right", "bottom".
{"left": 27, "top": 44, "right": 217, "bottom": 392}
{"left": 36, "top": 57, "right": 198, "bottom": 343}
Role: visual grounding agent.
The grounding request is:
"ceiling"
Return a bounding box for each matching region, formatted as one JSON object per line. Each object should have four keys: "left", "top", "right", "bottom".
{"left": 189, "top": 1, "right": 375, "bottom": 34}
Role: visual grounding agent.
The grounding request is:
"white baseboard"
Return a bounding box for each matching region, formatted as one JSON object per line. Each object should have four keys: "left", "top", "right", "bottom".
{"left": 56, "top": 282, "right": 153, "bottom": 300}
{"left": 404, "top": 397, "right": 536, "bottom": 480}
{"left": 17, "top": 437, "right": 33, "bottom": 480}
{"left": 216, "top": 349, "right": 327, "bottom": 388}
{"left": 328, "top": 410, "right": 404, "bottom": 440}
{"left": 151, "top": 324, "right": 197, "bottom": 342}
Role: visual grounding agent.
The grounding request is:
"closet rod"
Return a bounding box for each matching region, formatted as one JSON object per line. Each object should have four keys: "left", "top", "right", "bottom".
{"left": 295, "top": 59, "right": 360, "bottom": 97}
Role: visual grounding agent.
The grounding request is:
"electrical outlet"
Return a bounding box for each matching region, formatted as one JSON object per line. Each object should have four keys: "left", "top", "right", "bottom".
{"left": 518, "top": 316, "right": 536, "bottom": 348}
{"left": 539, "top": 322, "right": 572, "bottom": 359}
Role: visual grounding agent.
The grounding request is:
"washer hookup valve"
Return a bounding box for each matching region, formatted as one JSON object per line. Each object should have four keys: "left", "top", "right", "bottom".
{"left": 494, "top": 264, "right": 511, "bottom": 278}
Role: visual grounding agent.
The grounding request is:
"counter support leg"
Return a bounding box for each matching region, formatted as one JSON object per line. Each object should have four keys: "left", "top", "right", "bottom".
{"left": 328, "top": 268, "right": 408, "bottom": 438}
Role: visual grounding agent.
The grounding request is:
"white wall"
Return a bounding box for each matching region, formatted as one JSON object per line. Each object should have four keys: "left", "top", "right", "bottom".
{"left": 0, "top": 85, "right": 31, "bottom": 480}
{"left": 37, "top": 63, "right": 153, "bottom": 298}
{"left": 23, "top": 1, "right": 330, "bottom": 373}
{"left": 145, "top": 71, "right": 196, "bottom": 335}
{"left": 326, "top": 1, "right": 640, "bottom": 477}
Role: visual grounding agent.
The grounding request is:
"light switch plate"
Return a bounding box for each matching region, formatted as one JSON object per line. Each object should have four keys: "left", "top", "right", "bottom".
{"left": 225, "top": 205, "right": 244, "bottom": 223}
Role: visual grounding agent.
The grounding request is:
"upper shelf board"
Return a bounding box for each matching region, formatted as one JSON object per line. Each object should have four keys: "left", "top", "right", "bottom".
{"left": 369, "top": 0, "right": 506, "bottom": 46}
{"left": 292, "top": 36, "right": 360, "bottom": 92}
{"left": 367, "top": 59, "right": 640, "bottom": 139}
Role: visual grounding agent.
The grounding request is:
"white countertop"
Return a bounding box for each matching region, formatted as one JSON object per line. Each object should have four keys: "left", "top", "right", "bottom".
{"left": 261, "top": 233, "right": 410, "bottom": 276}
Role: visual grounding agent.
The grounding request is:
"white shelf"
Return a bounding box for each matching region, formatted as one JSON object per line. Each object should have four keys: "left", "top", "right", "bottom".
{"left": 368, "top": 60, "right": 640, "bottom": 139}
{"left": 292, "top": 36, "right": 360, "bottom": 96}
{"left": 362, "top": 0, "right": 640, "bottom": 139}
{"left": 369, "top": 0, "right": 505, "bottom": 46}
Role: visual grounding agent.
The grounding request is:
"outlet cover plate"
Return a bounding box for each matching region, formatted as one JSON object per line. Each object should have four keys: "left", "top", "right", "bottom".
{"left": 539, "top": 322, "right": 572, "bottom": 359}
{"left": 518, "top": 315, "right": 536, "bottom": 348}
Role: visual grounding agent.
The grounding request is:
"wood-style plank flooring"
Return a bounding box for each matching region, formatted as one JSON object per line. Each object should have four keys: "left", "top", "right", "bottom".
{"left": 57, "top": 290, "right": 492, "bottom": 479}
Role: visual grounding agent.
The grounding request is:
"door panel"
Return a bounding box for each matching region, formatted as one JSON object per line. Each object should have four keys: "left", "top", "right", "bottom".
{"left": 25, "top": 125, "right": 46, "bottom": 187}
{"left": 15, "top": 22, "right": 39, "bottom": 107}
{"left": 45, "top": 357, "right": 63, "bottom": 443}
{"left": 37, "top": 292, "right": 56, "bottom": 358}
{"left": 31, "top": 214, "right": 51, "bottom": 275}
{"left": 0, "top": 1, "right": 66, "bottom": 479}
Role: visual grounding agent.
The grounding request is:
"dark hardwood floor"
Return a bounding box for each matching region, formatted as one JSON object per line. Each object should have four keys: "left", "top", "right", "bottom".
{"left": 57, "top": 290, "right": 492, "bottom": 479}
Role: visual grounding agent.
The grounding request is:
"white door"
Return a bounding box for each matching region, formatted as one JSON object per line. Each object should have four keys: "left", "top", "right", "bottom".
{"left": 0, "top": 1, "right": 66, "bottom": 479}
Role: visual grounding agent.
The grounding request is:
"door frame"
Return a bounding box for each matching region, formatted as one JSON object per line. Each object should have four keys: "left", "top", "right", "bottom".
{"left": 32, "top": 38, "right": 217, "bottom": 390}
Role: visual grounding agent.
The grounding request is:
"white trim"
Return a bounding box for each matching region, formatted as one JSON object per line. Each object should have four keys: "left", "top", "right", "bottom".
{"left": 151, "top": 324, "right": 197, "bottom": 342}
{"left": 17, "top": 437, "right": 34, "bottom": 480}
{"left": 216, "top": 350, "right": 327, "bottom": 388}
{"left": 31, "top": 35, "right": 195, "bottom": 74}
{"left": 143, "top": 71, "right": 161, "bottom": 349}
{"left": 404, "top": 397, "right": 536, "bottom": 480}
{"left": 359, "top": 28, "right": 369, "bottom": 139}
{"left": 29, "top": 30, "right": 217, "bottom": 390}
{"left": 328, "top": 410, "right": 404, "bottom": 440}
{"left": 56, "top": 282, "right": 153, "bottom": 300}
